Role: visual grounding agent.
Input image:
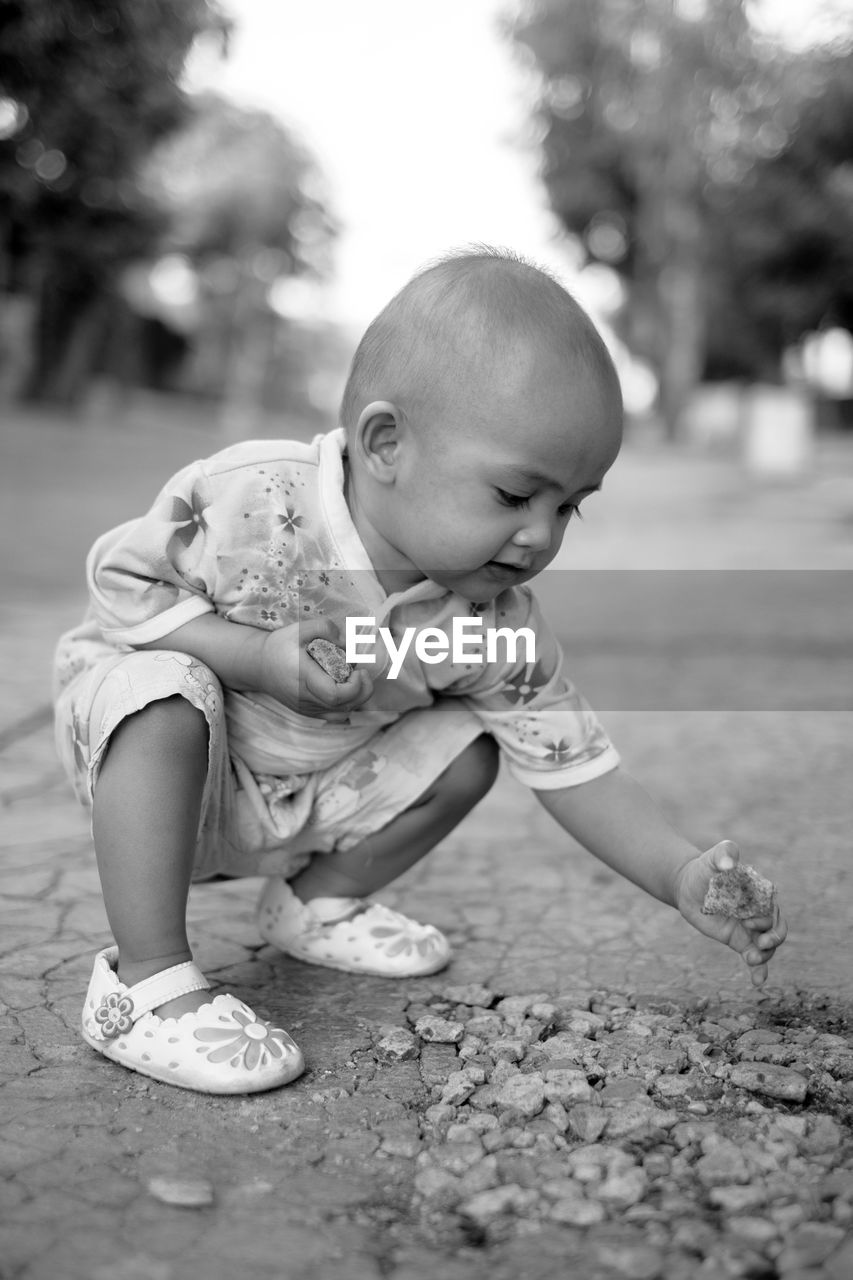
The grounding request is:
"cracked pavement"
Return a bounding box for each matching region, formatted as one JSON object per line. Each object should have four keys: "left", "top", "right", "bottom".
{"left": 2, "top": 404, "right": 852, "bottom": 1279}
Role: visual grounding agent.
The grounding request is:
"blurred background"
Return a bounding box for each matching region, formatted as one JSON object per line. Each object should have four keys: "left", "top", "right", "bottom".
{"left": 2, "top": 0, "right": 853, "bottom": 628}
{"left": 2, "top": 0, "right": 852, "bottom": 438}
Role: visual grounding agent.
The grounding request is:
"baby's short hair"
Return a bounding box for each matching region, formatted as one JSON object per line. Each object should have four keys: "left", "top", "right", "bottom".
{"left": 340, "top": 245, "right": 619, "bottom": 430}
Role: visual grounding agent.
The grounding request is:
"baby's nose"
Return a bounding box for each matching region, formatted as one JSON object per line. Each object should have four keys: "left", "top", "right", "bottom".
{"left": 513, "top": 518, "right": 553, "bottom": 552}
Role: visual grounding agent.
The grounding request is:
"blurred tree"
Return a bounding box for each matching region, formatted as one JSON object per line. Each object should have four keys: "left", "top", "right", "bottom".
{"left": 511, "top": 0, "right": 852, "bottom": 433}
{"left": 705, "top": 48, "right": 853, "bottom": 380}
{"left": 140, "top": 92, "right": 337, "bottom": 434}
{"left": 0, "top": 0, "right": 228, "bottom": 404}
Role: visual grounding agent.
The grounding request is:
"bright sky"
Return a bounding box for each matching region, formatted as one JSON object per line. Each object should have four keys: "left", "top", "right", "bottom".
{"left": 185, "top": 0, "right": 850, "bottom": 334}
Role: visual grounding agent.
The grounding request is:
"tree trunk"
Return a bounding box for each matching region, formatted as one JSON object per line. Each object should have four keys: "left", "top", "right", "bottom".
{"left": 19, "top": 258, "right": 109, "bottom": 407}
{"left": 220, "top": 258, "right": 272, "bottom": 442}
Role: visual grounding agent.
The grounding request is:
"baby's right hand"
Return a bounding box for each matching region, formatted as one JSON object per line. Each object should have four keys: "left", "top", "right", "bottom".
{"left": 256, "top": 620, "right": 373, "bottom": 721}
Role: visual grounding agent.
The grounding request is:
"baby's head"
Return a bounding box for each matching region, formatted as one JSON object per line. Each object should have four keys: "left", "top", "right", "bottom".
{"left": 341, "top": 247, "right": 623, "bottom": 601}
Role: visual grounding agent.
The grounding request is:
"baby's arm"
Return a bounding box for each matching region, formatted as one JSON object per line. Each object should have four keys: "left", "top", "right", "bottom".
{"left": 137, "top": 613, "right": 372, "bottom": 722}
{"left": 537, "top": 767, "right": 787, "bottom": 986}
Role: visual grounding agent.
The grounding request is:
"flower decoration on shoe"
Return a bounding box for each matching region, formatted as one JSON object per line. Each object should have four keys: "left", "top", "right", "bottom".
{"left": 94, "top": 991, "right": 135, "bottom": 1039}
{"left": 369, "top": 923, "right": 444, "bottom": 960}
{"left": 193, "top": 1006, "right": 298, "bottom": 1072}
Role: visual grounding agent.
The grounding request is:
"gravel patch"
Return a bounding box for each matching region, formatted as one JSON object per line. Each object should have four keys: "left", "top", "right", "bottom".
{"left": 387, "top": 985, "right": 853, "bottom": 1276}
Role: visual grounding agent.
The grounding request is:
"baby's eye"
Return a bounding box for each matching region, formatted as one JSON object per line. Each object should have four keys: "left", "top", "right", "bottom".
{"left": 558, "top": 502, "right": 583, "bottom": 521}
{"left": 496, "top": 489, "right": 531, "bottom": 509}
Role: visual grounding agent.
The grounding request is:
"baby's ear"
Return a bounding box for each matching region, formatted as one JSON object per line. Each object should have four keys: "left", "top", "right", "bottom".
{"left": 355, "top": 401, "right": 400, "bottom": 481}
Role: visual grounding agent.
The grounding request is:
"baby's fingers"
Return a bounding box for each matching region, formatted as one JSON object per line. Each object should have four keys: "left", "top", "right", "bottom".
{"left": 740, "top": 913, "right": 787, "bottom": 986}
{"left": 745, "top": 903, "right": 787, "bottom": 953}
{"left": 746, "top": 953, "right": 770, "bottom": 987}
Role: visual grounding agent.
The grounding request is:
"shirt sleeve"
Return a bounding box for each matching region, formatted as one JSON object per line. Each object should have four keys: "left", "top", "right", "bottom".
{"left": 87, "top": 459, "right": 217, "bottom": 645}
{"left": 450, "top": 588, "right": 620, "bottom": 790}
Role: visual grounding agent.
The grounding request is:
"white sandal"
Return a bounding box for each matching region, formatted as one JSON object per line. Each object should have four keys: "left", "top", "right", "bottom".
{"left": 81, "top": 947, "right": 304, "bottom": 1093}
{"left": 257, "top": 877, "right": 451, "bottom": 977}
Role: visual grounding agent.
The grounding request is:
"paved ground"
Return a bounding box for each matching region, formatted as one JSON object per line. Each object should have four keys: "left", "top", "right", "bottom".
{"left": 1, "top": 399, "right": 852, "bottom": 1279}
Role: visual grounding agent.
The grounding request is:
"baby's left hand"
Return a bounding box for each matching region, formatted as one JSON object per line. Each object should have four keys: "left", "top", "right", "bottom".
{"left": 674, "top": 840, "right": 788, "bottom": 987}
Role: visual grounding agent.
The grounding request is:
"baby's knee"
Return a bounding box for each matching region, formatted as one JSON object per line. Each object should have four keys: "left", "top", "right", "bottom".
{"left": 444, "top": 733, "right": 499, "bottom": 803}
{"left": 121, "top": 693, "right": 210, "bottom": 755}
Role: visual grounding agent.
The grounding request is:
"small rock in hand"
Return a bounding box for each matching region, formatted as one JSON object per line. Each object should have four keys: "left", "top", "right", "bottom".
{"left": 702, "top": 863, "right": 776, "bottom": 919}
{"left": 307, "top": 638, "right": 352, "bottom": 683}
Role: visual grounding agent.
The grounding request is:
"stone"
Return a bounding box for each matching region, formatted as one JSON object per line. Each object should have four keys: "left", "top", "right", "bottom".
{"left": 414, "top": 1016, "right": 465, "bottom": 1044}
{"left": 306, "top": 638, "right": 352, "bottom": 682}
{"left": 565, "top": 1144, "right": 613, "bottom": 1183}
{"left": 695, "top": 1142, "right": 751, "bottom": 1188}
{"left": 708, "top": 1185, "right": 770, "bottom": 1212}
{"left": 653, "top": 1074, "right": 694, "bottom": 1099}
{"left": 375, "top": 1026, "right": 420, "bottom": 1062}
{"left": 814, "top": 1033, "right": 849, "bottom": 1050}
{"left": 833, "top": 1200, "right": 853, "bottom": 1228}
{"left": 548, "top": 1197, "right": 606, "bottom": 1226}
{"left": 543, "top": 1068, "right": 594, "bottom": 1106}
{"left": 538, "top": 1031, "right": 586, "bottom": 1060}
{"left": 636, "top": 1046, "right": 688, "bottom": 1075}
{"left": 480, "top": 1128, "right": 509, "bottom": 1153}
{"left": 820, "top": 1170, "right": 853, "bottom": 1202}
{"left": 702, "top": 863, "right": 776, "bottom": 918}
{"left": 465, "top": 1111, "right": 500, "bottom": 1134}
{"left": 441, "top": 984, "right": 494, "bottom": 1007}
{"left": 379, "top": 1127, "right": 422, "bottom": 1158}
{"left": 593, "top": 1240, "right": 664, "bottom": 1279}
{"left": 457, "top": 1156, "right": 500, "bottom": 1198}
{"left": 466, "top": 1014, "right": 504, "bottom": 1040}
{"left": 439, "top": 1072, "right": 476, "bottom": 1106}
{"left": 428, "top": 1141, "right": 486, "bottom": 1176}
{"left": 458, "top": 1183, "right": 538, "bottom": 1226}
{"left": 595, "top": 1166, "right": 648, "bottom": 1209}
{"left": 413, "top": 1166, "right": 462, "bottom": 1204}
{"left": 563, "top": 1105, "right": 604, "bottom": 1146}
{"left": 772, "top": 1114, "right": 809, "bottom": 1140}
{"left": 769, "top": 1202, "right": 807, "bottom": 1232}
{"left": 444, "top": 1122, "right": 475, "bottom": 1144}
{"left": 725, "top": 1216, "right": 779, "bottom": 1248}
{"left": 493, "top": 1074, "right": 546, "bottom": 1118}
{"left": 642, "top": 1153, "right": 672, "bottom": 1180}
{"left": 490, "top": 1059, "right": 520, "bottom": 1086}
{"left": 494, "top": 994, "right": 549, "bottom": 1022}
{"left": 729, "top": 1062, "right": 809, "bottom": 1102}
{"left": 562, "top": 1011, "right": 607, "bottom": 1037}
{"left": 146, "top": 1176, "right": 215, "bottom": 1208}
{"left": 671, "top": 1120, "right": 712, "bottom": 1149}
{"left": 489, "top": 1037, "right": 526, "bottom": 1063}
{"left": 733, "top": 1029, "right": 783, "bottom": 1052}
{"left": 598, "top": 1076, "right": 649, "bottom": 1103}
{"left": 604, "top": 1101, "right": 676, "bottom": 1141}
{"left": 542, "top": 1101, "right": 570, "bottom": 1133}
{"left": 776, "top": 1223, "right": 846, "bottom": 1272}
{"left": 801, "top": 1113, "right": 843, "bottom": 1155}
{"left": 423, "top": 1103, "right": 456, "bottom": 1127}
{"left": 824, "top": 1235, "right": 853, "bottom": 1280}
{"left": 467, "top": 1083, "right": 503, "bottom": 1111}
{"left": 530, "top": 1001, "right": 558, "bottom": 1021}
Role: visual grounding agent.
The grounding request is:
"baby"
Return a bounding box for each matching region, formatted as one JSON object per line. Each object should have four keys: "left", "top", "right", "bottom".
{"left": 54, "top": 248, "right": 786, "bottom": 1095}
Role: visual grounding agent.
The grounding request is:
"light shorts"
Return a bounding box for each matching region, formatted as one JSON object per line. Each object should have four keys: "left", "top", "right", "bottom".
{"left": 54, "top": 641, "right": 483, "bottom": 882}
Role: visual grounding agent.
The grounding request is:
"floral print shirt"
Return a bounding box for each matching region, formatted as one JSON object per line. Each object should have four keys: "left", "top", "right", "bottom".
{"left": 84, "top": 429, "right": 619, "bottom": 790}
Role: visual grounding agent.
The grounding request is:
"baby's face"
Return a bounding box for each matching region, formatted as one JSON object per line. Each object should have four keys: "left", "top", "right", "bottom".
{"left": 373, "top": 354, "right": 622, "bottom": 601}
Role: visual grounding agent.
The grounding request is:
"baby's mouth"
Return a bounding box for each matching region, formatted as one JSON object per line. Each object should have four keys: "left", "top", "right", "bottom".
{"left": 485, "top": 559, "right": 531, "bottom": 578}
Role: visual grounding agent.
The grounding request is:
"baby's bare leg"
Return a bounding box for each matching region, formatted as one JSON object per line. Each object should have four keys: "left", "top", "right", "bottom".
{"left": 92, "top": 696, "right": 209, "bottom": 1019}
{"left": 289, "top": 733, "right": 499, "bottom": 902}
